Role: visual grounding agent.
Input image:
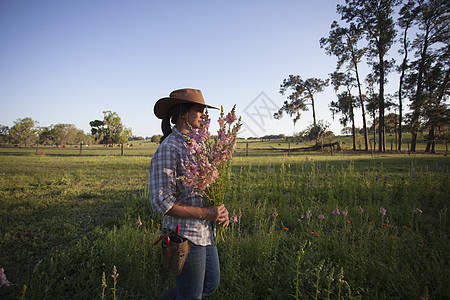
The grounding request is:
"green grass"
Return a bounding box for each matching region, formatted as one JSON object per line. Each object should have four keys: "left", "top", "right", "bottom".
{"left": 0, "top": 141, "right": 448, "bottom": 299}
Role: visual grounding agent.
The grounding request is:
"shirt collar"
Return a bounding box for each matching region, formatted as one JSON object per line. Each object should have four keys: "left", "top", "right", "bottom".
{"left": 172, "top": 126, "right": 188, "bottom": 140}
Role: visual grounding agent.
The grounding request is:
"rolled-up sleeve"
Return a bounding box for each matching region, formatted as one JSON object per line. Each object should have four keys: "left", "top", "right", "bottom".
{"left": 148, "top": 144, "right": 178, "bottom": 216}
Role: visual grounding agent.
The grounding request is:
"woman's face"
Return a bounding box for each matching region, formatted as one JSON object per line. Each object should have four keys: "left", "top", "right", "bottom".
{"left": 181, "top": 104, "right": 205, "bottom": 130}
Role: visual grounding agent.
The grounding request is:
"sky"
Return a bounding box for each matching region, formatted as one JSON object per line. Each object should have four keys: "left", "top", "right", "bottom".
{"left": 0, "top": 0, "right": 402, "bottom": 138}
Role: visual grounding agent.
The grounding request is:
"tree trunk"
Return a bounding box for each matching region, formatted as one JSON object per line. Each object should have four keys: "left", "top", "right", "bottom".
{"left": 311, "top": 95, "right": 317, "bottom": 127}
{"left": 397, "top": 23, "right": 410, "bottom": 152}
{"left": 425, "top": 126, "right": 436, "bottom": 153}
{"left": 378, "top": 52, "right": 385, "bottom": 152}
{"left": 351, "top": 108, "right": 356, "bottom": 151}
{"left": 373, "top": 114, "right": 377, "bottom": 152}
{"left": 411, "top": 25, "right": 430, "bottom": 152}
{"left": 354, "top": 63, "right": 369, "bottom": 151}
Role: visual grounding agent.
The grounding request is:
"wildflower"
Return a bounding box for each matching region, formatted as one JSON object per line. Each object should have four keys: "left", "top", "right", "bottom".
{"left": 284, "top": 227, "right": 289, "bottom": 231}
{"left": 182, "top": 106, "right": 241, "bottom": 193}
{"left": 418, "top": 240, "right": 424, "bottom": 244}
{"left": 318, "top": 214, "right": 325, "bottom": 220}
{"left": 307, "top": 176, "right": 316, "bottom": 190}
{"left": 135, "top": 217, "right": 142, "bottom": 227}
{"left": 342, "top": 211, "right": 348, "bottom": 216}
{"left": 403, "top": 226, "right": 409, "bottom": 229}
{"left": 272, "top": 212, "right": 278, "bottom": 217}
{"left": 357, "top": 206, "right": 364, "bottom": 213}
{"left": 0, "top": 268, "right": 10, "bottom": 288}
{"left": 379, "top": 208, "right": 387, "bottom": 216}
{"left": 346, "top": 220, "right": 351, "bottom": 223}
{"left": 316, "top": 234, "right": 320, "bottom": 237}
{"left": 102, "top": 272, "right": 107, "bottom": 288}
{"left": 413, "top": 208, "right": 423, "bottom": 214}
{"left": 332, "top": 208, "right": 340, "bottom": 215}
{"left": 342, "top": 229, "right": 349, "bottom": 232}
{"left": 306, "top": 210, "right": 312, "bottom": 219}
{"left": 111, "top": 265, "right": 119, "bottom": 279}
{"left": 230, "top": 215, "right": 238, "bottom": 223}
{"left": 391, "top": 236, "right": 398, "bottom": 240}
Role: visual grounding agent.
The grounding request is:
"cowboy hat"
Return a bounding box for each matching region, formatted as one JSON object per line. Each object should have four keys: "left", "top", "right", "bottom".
{"left": 154, "top": 88, "right": 218, "bottom": 119}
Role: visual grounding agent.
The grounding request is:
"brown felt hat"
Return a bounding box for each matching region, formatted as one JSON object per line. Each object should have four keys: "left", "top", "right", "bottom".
{"left": 154, "top": 88, "right": 218, "bottom": 119}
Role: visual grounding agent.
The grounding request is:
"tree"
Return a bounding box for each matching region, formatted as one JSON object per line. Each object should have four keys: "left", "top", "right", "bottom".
{"left": 406, "top": 0, "right": 449, "bottom": 151}
{"left": 338, "top": 0, "right": 399, "bottom": 152}
{"left": 422, "top": 60, "right": 450, "bottom": 152}
{"left": 0, "top": 125, "right": 9, "bottom": 143}
{"left": 320, "top": 21, "right": 369, "bottom": 150}
{"left": 329, "top": 71, "right": 359, "bottom": 150}
{"left": 89, "top": 111, "right": 132, "bottom": 146}
{"left": 275, "top": 75, "right": 329, "bottom": 126}
{"left": 396, "top": 0, "right": 418, "bottom": 151}
{"left": 50, "top": 124, "right": 78, "bottom": 146}
{"left": 8, "top": 118, "right": 38, "bottom": 146}
{"left": 151, "top": 134, "right": 162, "bottom": 144}
{"left": 295, "top": 120, "right": 331, "bottom": 142}
{"left": 75, "top": 129, "right": 92, "bottom": 145}
{"left": 37, "top": 126, "right": 53, "bottom": 145}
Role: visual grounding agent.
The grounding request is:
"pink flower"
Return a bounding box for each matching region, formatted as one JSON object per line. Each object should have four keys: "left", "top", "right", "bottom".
{"left": 380, "top": 208, "right": 387, "bottom": 216}
{"left": 332, "top": 208, "right": 340, "bottom": 215}
{"left": 318, "top": 214, "right": 325, "bottom": 220}
{"left": 231, "top": 215, "right": 238, "bottom": 223}
{"left": 342, "top": 211, "right": 348, "bottom": 216}
{"left": 272, "top": 212, "right": 278, "bottom": 217}
{"left": 306, "top": 211, "right": 312, "bottom": 218}
{"left": 0, "top": 268, "right": 10, "bottom": 288}
{"left": 181, "top": 105, "right": 242, "bottom": 199}
{"left": 135, "top": 217, "right": 142, "bottom": 227}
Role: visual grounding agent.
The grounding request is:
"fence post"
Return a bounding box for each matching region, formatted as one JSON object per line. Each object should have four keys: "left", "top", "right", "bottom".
{"left": 36, "top": 143, "right": 39, "bottom": 155}
{"left": 121, "top": 142, "right": 124, "bottom": 156}
{"left": 79, "top": 142, "right": 83, "bottom": 156}
{"left": 288, "top": 143, "right": 290, "bottom": 156}
{"left": 246, "top": 142, "right": 249, "bottom": 157}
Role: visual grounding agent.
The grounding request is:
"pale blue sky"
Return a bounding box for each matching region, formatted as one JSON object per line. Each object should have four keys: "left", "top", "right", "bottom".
{"left": 0, "top": 0, "right": 400, "bottom": 138}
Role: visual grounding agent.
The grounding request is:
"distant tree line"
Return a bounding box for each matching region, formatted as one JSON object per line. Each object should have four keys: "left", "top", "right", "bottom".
{"left": 0, "top": 111, "right": 135, "bottom": 147}
{"left": 276, "top": 0, "right": 449, "bottom": 153}
{"left": 0, "top": 118, "right": 92, "bottom": 146}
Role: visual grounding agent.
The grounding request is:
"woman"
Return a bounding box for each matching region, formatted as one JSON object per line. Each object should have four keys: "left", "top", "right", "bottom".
{"left": 149, "top": 88, "right": 230, "bottom": 300}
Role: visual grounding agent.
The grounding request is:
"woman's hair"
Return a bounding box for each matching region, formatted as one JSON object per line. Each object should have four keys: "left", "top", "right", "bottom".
{"left": 160, "top": 103, "right": 195, "bottom": 142}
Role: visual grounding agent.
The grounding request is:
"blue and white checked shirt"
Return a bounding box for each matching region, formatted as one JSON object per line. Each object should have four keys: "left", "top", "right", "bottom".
{"left": 148, "top": 127, "right": 214, "bottom": 246}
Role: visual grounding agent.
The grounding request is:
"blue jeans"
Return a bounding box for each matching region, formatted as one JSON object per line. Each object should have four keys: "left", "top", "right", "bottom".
{"left": 174, "top": 244, "right": 220, "bottom": 299}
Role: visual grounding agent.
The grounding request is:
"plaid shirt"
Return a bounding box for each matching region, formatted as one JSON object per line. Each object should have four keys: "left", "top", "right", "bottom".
{"left": 148, "top": 127, "right": 214, "bottom": 246}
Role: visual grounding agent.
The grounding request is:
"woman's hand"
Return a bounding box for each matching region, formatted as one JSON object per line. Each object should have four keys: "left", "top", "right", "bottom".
{"left": 202, "top": 204, "right": 229, "bottom": 227}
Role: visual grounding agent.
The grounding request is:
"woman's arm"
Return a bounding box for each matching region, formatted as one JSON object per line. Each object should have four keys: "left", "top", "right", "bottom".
{"left": 166, "top": 201, "right": 230, "bottom": 227}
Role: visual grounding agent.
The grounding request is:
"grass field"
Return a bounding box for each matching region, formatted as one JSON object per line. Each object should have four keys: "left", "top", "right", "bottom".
{"left": 0, "top": 140, "right": 449, "bottom": 299}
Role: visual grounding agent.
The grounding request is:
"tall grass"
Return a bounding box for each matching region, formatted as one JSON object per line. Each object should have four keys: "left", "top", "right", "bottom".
{"left": 0, "top": 151, "right": 448, "bottom": 299}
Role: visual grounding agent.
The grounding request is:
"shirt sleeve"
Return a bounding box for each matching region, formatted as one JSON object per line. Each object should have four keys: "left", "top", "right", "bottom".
{"left": 148, "top": 144, "right": 179, "bottom": 216}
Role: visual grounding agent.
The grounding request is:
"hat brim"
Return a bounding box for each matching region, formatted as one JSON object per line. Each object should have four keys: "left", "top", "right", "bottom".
{"left": 154, "top": 97, "right": 218, "bottom": 119}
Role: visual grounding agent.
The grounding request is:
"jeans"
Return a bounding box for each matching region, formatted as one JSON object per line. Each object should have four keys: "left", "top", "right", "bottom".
{"left": 174, "top": 244, "right": 220, "bottom": 300}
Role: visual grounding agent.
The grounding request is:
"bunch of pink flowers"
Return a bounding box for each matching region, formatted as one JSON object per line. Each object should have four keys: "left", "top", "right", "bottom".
{"left": 182, "top": 105, "right": 241, "bottom": 204}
